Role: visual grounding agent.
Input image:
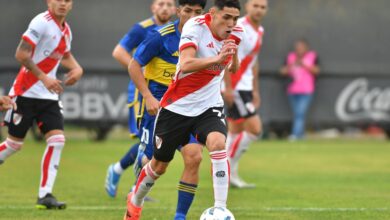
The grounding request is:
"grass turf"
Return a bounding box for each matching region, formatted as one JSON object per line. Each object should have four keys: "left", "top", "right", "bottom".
{"left": 0, "top": 138, "right": 390, "bottom": 219}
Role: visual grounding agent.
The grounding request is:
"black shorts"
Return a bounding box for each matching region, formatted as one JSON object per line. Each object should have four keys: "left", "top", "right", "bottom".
{"left": 226, "top": 90, "right": 257, "bottom": 121}
{"left": 153, "top": 107, "right": 227, "bottom": 162}
{"left": 3, "top": 96, "right": 64, "bottom": 139}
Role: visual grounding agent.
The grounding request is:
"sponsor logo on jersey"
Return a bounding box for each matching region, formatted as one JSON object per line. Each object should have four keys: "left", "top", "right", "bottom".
{"left": 181, "top": 35, "right": 193, "bottom": 41}
{"left": 206, "top": 42, "right": 214, "bottom": 48}
{"left": 28, "top": 28, "right": 40, "bottom": 39}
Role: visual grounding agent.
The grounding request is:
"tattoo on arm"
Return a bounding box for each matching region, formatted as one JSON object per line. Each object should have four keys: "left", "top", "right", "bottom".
{"left": 18, "top": 41, "right": 33, "bottom": 53}
{"left": 16, "top": 40, "right": 43, "bottom": 79}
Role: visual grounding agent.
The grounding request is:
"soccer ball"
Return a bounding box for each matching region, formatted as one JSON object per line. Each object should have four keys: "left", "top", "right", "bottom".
{"left": 199, "top": 207, "right": 235, "bottom": 220}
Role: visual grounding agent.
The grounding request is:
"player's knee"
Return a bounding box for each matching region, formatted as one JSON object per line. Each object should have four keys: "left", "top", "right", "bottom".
{"left": 206, "top": 132, "right": 226, "bottom": 152}
{"left": 184, "top": 151, "right": 202, "bottom": 169}
{"left": 47, "top": 134, "right": 65, "bottom": 149}
{"left": 5, "top": 138, "right": 23, "bottom": 151}
{"left": 150, "top": 159, "right": 169, "bottom": 175}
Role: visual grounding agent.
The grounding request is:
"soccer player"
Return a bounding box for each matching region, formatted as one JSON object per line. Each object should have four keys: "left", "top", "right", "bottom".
{"left": 127, "top": 0, "right": 206, "bottom": 219}
{"left": 105, "top": 0, "right": 176, "bottom": 198}
{"left": 124, "top": 0, "right": 244, "bottom": 219}
{"left": 0, "top": 96, "right": 16, "bottom": 111}
{"left": 0, "top": 0, "right": 83, "bottom": 209}
{"left": 223, "top": 0, "right": 268, "bottom": 188}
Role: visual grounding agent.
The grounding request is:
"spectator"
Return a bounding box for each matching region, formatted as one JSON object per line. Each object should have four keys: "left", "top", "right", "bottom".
{"left": 280, "top": 39, "right": 320, "bottom": 140}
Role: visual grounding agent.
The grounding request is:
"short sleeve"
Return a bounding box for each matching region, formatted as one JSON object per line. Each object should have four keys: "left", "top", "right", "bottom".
{"left": 133, "top": 31, "right": 163, "bottom": 66}
{"left": 22, "top": 15, "right": 47, "bottom": 48}
{"left": 179, "top": 18, "right": 202, "bottom": 52}
{"left": 119, "top": 24, "right": 146, "bottom": 53}
{"left": 229, "top": 25, "right": 245, "bottom": 45}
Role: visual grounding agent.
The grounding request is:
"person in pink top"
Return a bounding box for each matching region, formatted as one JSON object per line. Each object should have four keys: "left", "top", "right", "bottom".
{"left": 280, "top": 39, "right": 320, "bottom": 140}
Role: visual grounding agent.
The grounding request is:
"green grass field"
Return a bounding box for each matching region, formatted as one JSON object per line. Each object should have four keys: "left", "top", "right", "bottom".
{"left": 1, "top": 137, "right": 390, "bottom": 220}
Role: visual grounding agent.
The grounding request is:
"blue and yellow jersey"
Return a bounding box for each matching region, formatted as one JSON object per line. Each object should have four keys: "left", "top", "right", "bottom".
{"left": 119, "top": 17, "right": 158, "bottom": 54}
{"left": 133, "top": 19, "right": 181, "bottom": 86}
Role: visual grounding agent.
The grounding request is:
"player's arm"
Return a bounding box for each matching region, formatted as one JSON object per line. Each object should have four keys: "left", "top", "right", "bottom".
{"left": 252, "top": 61, "right": 261, "bottom": 109}
{"left": 226, "top": 40, "right": 240, "bottom": 74}
{"left": 61, "top": 53, "right": 83, "bottom": 86}
{"left": 179, "top": 42, "right": 237, "bottom": 73}
{"left": 222, "top": 65, "right": 235, "bottom": 107}
{"left": 128, "top": 32, "right": 162, "bottom": 116}
{"left": 112, "top": 45, "right": 133, "bottom": 69}
{"left": 0, "top": 96, "right": 17, "bottom": 111}
{"left": 113, "top": 24, "right": 145, "bottom": 70}
{"left": 15, "top": 39, "right": 63, "bottom": 94}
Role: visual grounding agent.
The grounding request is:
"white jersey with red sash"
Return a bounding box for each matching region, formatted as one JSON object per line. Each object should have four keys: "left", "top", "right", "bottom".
{"left": 160, "top": 14, "right": 245, "bottom": 117}
{"left": 9, "top": 11, "right": 72, "bottom": 101}
{"left": 230, "top": 16, "right": 264, "bottom": 91}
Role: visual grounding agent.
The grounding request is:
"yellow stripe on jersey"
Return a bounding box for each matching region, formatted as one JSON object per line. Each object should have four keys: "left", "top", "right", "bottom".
{"left": 144, "top": 57, "right": 176, "bottom": 86}
{"left": 171, "top": 51, "right": 179, "bottom": 57}
{"left": 140, "top": 19, "right": 155, "bottom": 28}
{"left": 161, "top": 29, "right": 175, "bottom": 36}
{"left": 159, "top": 24, "right": 174, "bottom": 32}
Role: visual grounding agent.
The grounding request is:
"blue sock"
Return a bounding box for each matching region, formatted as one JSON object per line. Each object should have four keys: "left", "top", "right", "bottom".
{"left": 175, "top": 181, "right": 197, "bottom": 220}
{"left": 119, "top": 142, "right": 139, "bottom": 169}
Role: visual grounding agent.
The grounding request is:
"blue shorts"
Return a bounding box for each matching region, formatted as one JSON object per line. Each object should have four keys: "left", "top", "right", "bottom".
{"left": 139, "top": 80, "right": 199, "bottom": 160}
{"left": 127, "top": 81, "right": 142, "bottom": 138}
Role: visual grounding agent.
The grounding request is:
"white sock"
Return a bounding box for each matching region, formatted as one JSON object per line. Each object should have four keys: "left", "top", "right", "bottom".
{"left": 210, "top": 150, "right": 229, "bottom": 208}
{"left": 39, "top": 135, "right": 65, "bottom": 198}
{"left": 113, "top": 162, "right": 124, "bottom": 174}
{"left": 0, "top": 138, "right": 23, "bottom": 163}
{"left": 131, "top": 162, "right": 159, "bottom": 207}
{"left": 226, "top": 132, "right": 239, "bottom": 156}
{"left": 229, "top": 132, "right": 257, "bottom": 177}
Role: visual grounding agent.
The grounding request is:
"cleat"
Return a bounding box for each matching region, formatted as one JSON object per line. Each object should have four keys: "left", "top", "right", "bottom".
{"left": 36, "top": 193, "right": 66, "bottom": 210}
{"left": 230, "top": 175, "right": 256, "bottom": 189}
{"left": 105, "top": 164, "right": 121, "bottom": 198}
{"left": 124, "top": 192, "right": 143, "bottom": 220}
{"left": 0, "top": 160, "right": 3, "bottom": 165}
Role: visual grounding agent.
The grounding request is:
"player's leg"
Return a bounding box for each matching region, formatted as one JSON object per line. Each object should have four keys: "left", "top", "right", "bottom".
{"left": 1, "top": 97, "right": 33, "bottom": 164}
{"left": 175, "top": 141, "right": 203, "bottom": 220}
{"left": 36, "top": 100, "right": 66, "bottom": 209}
{"left": 105, "top": 104, "right": 140, "bottom": 197}
{"left": 229, "top": 115, "right": 262, "bottom": 188}
{"left": 125, "top": 108, "right": 191, "bottom": 220}
{"left": 193, "top": 107, "right": 229, "bottom": 208}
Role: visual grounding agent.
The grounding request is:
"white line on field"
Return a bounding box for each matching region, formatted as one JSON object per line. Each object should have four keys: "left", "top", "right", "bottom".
{"left": 0, "top": 206, "right": 389, "bottom": 212}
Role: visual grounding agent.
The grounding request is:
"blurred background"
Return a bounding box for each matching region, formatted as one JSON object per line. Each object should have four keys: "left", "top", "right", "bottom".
{"left": 1, "top": 0, "right": 389, "bottom": 140}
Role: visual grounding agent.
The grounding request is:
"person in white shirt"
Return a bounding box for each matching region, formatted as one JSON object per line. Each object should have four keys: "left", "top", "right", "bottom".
{"left": 0, "top": 0, "right": 83, "bottom": 210}
{"left": 223, "top": 0, "right": 268, "bottom": 188}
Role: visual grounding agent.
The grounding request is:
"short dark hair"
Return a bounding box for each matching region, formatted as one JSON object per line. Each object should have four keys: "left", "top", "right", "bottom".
{"left": 214, "top": 0, "right": 241, "bottom": 10}
{"left": 178, "top": 0, "right": 207, "bottom": 9}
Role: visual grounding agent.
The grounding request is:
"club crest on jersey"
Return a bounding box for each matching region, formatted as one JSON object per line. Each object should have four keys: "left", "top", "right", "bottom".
{"left": 155, "top": 136, "right": 163, "bottom": 149}
{"left": 12, "top": 113, "right": 23, "bottom": 125}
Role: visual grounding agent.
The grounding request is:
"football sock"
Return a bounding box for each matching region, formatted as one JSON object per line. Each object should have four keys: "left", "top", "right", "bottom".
{"left": 175, "top": 181, "right": 197, "bottom": 220}
{"left": 210, "top": 150, "right": 229, "bottom": 208}
{"left": 0, "top": 138, "right": 23, "bottom": 163}
{"left": 229, "top": 132, "right": 257, "bottom": 177}
{"left": 39, "top": 135, "right": 65, "bottom": 198}
{"left": 226, "top": 132, "right": 239, "bottom": 154}
{"left": 119, "top": 142, "right": 140, "bottom": 170}
{"left": 131, "top": 162, "right": 160, "bottom": 207}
